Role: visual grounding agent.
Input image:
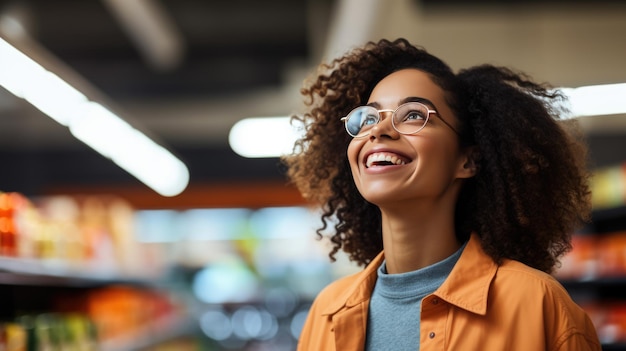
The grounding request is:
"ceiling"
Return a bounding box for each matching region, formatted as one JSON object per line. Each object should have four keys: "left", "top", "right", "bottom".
{"left": 1, "top": 0, "right": 626, "bottom": 204}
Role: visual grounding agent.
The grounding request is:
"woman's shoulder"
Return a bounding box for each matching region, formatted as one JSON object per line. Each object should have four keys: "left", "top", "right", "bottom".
{"left": 498, "top": 259, "right": 563, "bottom": 284}
{"left": 495, "top": 259, "right": 574, "bottom": 300}
{"left": 493, "top": 259, "right": 600, "bottom": 348}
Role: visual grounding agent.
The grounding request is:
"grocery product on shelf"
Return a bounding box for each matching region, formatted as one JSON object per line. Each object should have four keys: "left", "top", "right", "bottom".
{"left": 553, "top": 163, "right": 626, "bottom": 349}
{"left": 591, "top": 163, "right": 626, "bottom": 210}
{"left": 0, "top": 321, "right": 27, "bottom": 351}
{"left": 53, "top": 286, "right": 187, "bottom": 350}
{"left": 0, "top": 191, "right": 32, "bottom": 258}
{"left": 0, "top": 191, "right": 166, "bottom": 278}
{"left": 0, "top": 191, "right": 194, "bottom": 350}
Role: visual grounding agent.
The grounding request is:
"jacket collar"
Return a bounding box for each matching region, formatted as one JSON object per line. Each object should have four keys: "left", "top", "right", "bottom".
{"left": 321, "top": 250, "right": 383, "bottom": 316}
{"left": 434, "top": 233, "right": 497, "bottom": 315}
{"left": 321, "top": 233, "right": 498, "bottom": 317}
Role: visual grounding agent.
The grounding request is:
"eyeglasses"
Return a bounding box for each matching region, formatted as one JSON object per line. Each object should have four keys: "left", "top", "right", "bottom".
{"left": 340, "top": 102, "right": 458, "bottom": 138}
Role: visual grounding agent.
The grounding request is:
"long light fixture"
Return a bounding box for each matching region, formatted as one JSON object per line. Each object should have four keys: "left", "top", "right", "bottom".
{"left": 229, "top": 117, "right": 303, "bottom": 158}
{"left": 0, "top": 37, "right": 189, "bottom": 197}
{"left": 229, "top": 84, "right": 626, "bottom": 158}
{"left": 560, "top": 83, "right": 626, "bottom": 118}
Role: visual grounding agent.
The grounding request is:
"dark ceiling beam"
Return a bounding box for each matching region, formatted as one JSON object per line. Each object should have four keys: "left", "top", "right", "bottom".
{"left": 101, "top": 0, "right": 185, "bottom": 71}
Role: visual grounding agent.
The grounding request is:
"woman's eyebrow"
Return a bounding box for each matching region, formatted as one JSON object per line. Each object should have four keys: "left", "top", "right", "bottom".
{"left": 365, "top": 97, "right": 439, "bottom": 111}
{"left": 400, "top": 96, "right": 438, "bottom": 110}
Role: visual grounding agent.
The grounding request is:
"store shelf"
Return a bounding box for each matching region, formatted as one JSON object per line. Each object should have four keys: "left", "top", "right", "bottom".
{"left": 99, "top": 315, "right": 197, "bottom": 351}
{"left": 561, "top": 277, "right": 626, "bottom": 289}
{"left": 602, "top": 343, "right": 626, "bottom": 351}
{"left": 559, "top": 197, "right": 626, "bottom": 349}
{"left": 0, "top": 256, "right": 163, "bottom": 287}
{"left": 593, "top": 206, "right": 626, "bottom": 222}
{"left": 590, "top": 206, "right": 626, "bottom": 234}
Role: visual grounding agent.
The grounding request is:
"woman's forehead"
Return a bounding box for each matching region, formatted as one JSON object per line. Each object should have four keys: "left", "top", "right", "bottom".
{"left": 367, "top": 69, "right": 446, "bottom": 106}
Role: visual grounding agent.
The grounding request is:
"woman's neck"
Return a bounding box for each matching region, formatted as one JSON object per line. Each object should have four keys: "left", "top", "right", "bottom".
{"left": 380, "top": 203, "right": 460, "bottom": 274}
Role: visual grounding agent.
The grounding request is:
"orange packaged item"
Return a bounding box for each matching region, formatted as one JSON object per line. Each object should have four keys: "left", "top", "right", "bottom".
{"left": 596, "top": 232, "right": 626, "bottom": 278}
{"left": 0, "top": 322, "right": 27, "bottom": 351}
{"left": 0, "top": 192, "right": 27, "bottom": 257}
{"left": 555, "top": 234, "right": 598, "bottom": 280}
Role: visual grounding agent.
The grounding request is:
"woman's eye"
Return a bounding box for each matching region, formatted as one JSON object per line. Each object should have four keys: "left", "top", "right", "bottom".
{"left": 362, "top": 115, "right": 378, "bottom": 126}
{"left": 403, "top": 111, "right": 426, "bottom": 121}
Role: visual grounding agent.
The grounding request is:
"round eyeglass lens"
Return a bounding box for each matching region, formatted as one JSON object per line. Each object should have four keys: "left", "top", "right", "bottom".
{"left": 345, "top": 106, "right": 379, "bottom": 137}
{"left": 392, "top": 103, "right": 430, "bottom": 134}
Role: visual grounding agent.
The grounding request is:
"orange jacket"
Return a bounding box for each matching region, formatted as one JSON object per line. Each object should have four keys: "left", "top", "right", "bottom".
{"left": 297, "top": 234, "right": 601, "bottom": 351}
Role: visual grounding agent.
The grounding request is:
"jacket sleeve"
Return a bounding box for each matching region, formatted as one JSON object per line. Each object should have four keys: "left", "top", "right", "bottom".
{"left": 555, "top": 330, "right": 602, "bottom": 351}
{"left": 552, "top": 304, "right": 602, "bottom": 351}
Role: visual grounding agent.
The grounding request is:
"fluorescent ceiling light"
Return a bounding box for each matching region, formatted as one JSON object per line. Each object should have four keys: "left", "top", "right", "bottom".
{"left": 229, "top": 117, "right": 303, "bottom": 158}
{"left": 0, "top": 37, "right": 189, "bottom": 197}
{"left": 560, "top": 83, "right": 626, "bottom": 118}
{"left": 70, "top": 102, "right": 189, "bottom": 197}
{"left": 230, "top": 83, "right": 626, "bottom": 158}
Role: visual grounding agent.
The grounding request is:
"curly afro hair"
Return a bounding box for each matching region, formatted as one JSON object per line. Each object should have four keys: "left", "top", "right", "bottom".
{"left": 282, "top": 38, "right": 591, "bottom": 273}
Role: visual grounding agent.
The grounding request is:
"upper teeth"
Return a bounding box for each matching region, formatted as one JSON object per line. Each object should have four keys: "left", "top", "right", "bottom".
{"left": 366, "top": 153, "right": 407, "bottom": 168}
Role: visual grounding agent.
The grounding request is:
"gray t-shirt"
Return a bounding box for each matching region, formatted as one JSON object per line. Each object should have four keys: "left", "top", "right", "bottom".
{"left": 365, "top": 243, "right": 465, "bottom": 351}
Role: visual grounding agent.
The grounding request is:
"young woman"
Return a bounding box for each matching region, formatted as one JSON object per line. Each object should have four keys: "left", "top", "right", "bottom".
{"left": 283, "top": 38, "right": 601, "bottom": 350}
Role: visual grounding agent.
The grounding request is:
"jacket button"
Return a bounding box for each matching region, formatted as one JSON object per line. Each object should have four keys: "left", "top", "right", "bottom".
{"left": 429, "top": 332, "right": 436, "bottom": 339}
{"left": 432, "top": 298, "right": 439, "bottom": 305}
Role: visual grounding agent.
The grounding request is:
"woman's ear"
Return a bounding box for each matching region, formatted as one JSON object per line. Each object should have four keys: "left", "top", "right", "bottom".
{"left": 457, "top": 146, "right": 480, "bottom": 179}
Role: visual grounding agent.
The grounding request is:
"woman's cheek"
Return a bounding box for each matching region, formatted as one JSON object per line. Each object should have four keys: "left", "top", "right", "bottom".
{"left": 346, "top": 140, "right": 364, "bottom": 186}
{"left": 346, "top": 139, "right": 361, "bottom": 168}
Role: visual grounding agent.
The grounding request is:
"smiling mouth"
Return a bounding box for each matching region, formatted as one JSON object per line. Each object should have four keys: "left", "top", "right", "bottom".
{"left": 365, "top": 152, "right": 410, "bottom": 168}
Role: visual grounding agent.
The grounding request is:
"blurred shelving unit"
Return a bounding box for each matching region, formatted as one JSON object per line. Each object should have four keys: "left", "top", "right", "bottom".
{"left": 555, "top": 164, "right": 626, "bottom": 351}
{"left": 0, "top": 276, "right": 197, "bottom": 351}
{"left": 0, "top": 256, "right": 159, "bottom": 287}
{"left": 0, "top": 191, "right": 199, "bottom": 350}
{"left": 0, "top": 188, "right": 343, "bottom": 351}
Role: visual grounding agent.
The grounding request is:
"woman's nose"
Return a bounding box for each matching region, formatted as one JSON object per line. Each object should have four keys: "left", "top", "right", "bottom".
{"left": 369, "top": 112, "right": 399, "bottom": 140}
